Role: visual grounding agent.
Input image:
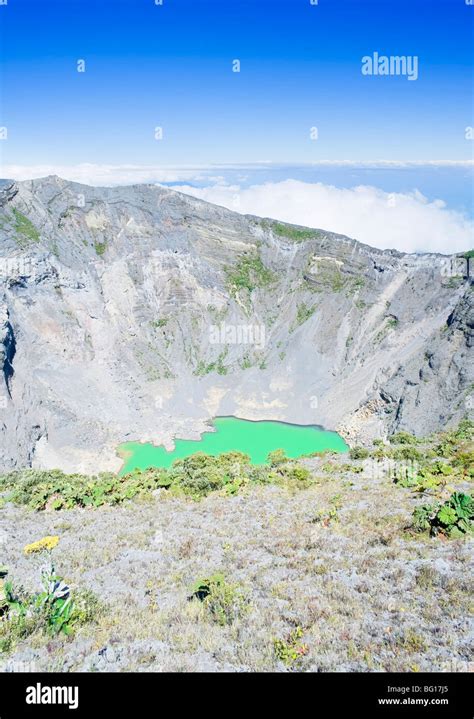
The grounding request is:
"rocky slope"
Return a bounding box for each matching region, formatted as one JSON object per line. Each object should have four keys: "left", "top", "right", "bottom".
{"left": 0, "top": 175, "right": 472, "bottom": 472}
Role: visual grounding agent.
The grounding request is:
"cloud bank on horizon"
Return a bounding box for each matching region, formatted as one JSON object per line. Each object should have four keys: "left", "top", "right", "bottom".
{"left": 3, "top": 163, "right": 472, "bottom": 255}
{"left": 174, "top": 180, "right": 474, "bottom": 255}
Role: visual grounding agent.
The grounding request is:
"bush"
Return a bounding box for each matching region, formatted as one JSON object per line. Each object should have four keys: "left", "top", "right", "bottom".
{"left": 0, "top": 468, "right": 169, "bottom": 510}
{"left": 311, "top": 495, "right": 342, "bottom": 526}
{"left": 189, "top": 573, "right": 248, "bottom": 626}
{"left": 349, "top": 446, "right": 369, "bottom": 460}
{"left": 224, "top": 254, "right": 275, "bottom": 296}
{"left": 267, "top": 449, "right": 288, "bottom": 467}
{"left": 268, "top": 221, "right": 317, "bottom": 242}
{"left": 392, "top": 446, "right": 423, "bottom": 462}
{"left": 413, "top": 492, "right": 474, "bottom": 538}
{"left": 452, "top": 445, "right": 474, "bottom": 478}
{"left": 282, "top": 464, "right": 311, "bottom": 483}
{"left": 0, "top": 564, "right": 99, "bottom": 653}
{"left": 0, "top": 451, "right": 316, "bottom": 508}
{"left": 273, "top": 626, "right": 308, "bottom": 666}
{"left": 394, "top": 462, "right": 452, "bottom": 493}
{"left": 169, "top": 451, "right": 250, "bottom": 498}
{"left": 435, "top": 419, "right": 474, "bottom": 457}
{"left": 390, "top": 431, "right": 418, "bottom": 445}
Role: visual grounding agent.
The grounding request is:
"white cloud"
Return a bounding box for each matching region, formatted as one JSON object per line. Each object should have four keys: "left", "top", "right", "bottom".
{"left": 1, "top": 163, "right": 211, "bottom": 185}
{"left": 172, "top": 180, "right": 474, "bottom": 254}
{"left": 3, "top": 160, "right": 473, "bottom": 186}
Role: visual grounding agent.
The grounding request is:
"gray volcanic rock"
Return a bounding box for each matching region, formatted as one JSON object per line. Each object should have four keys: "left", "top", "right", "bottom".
{"left": 0, "top": 175, "right": 472, "bottom": 472}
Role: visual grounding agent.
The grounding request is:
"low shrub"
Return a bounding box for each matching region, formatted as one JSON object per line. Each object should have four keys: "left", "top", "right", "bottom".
{"left": 311, "top": 495, "right": 342, "bottom": 527}
{"left": 189, "top": 573, "right": 248, "bottom": 626}
{"left": 168, "top": 452, "right": 250, "bottom": 498}
{"left": 390, "top": 431, "right": 418, "bottom": 445}
{"left": 349, "top": 446, "right": 369, "bottom": 460}
{"left": 0, "top": 468, "right": 170, "bottom": 510}
{"left": 0, "top": 539, "right": 100, "bottom": 653}
{"left": 452, "top": 445, "right": 474, "bottom": 478}
{"left": 0, "top": 450, "right": 315, "bottom": 508}
{"left": 267, "top": 449, "right": 288, "bottom": 467}
{"left": 412, "top": 492, "right": 474, "bottom": 538}
{"left": 394, "top": 461, "right": 454, "bottom": 493}
{"left": 273, "top": 626, "right": 309, "bottom": 666}
{"left": 391, "top": 446, "right": 423, "bottom": 462}
{"left": 434, "top": 419, "right": 474, "bottom": 457}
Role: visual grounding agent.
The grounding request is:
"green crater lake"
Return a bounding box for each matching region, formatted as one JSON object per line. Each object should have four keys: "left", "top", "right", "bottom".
{"left": 119, "top": 417, "right": 348, "bottom": 475}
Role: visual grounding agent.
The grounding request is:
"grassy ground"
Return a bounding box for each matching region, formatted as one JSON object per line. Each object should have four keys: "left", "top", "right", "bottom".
{"left": 0, "top": 424, "right": 472, "bottom": 673}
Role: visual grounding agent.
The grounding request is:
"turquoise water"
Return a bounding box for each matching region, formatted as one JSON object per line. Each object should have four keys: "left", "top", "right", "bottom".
{"left": 119, "top": 416, "right": 348, "bottom": 474}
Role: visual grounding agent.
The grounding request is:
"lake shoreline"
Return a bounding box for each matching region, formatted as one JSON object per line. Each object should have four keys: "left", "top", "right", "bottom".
{"left": 117, "top": 416, "right": 348, "bottom": 475}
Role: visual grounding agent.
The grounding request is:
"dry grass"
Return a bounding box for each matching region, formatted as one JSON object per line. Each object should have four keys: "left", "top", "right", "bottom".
{"left": 0, "top": 456, "right": 472, "bottom": 672}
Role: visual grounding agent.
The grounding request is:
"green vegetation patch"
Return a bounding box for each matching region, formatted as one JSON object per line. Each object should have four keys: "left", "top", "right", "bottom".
{"left": 12, "top": 208, "right": 40, "bottom": 247}
{"left": 224, "top": 253, "right": 276, "bottom": 296}
{"left": 369, "top": 419, "right": 473, "bottom": 476}
{"left": 292, "top": 302, "right": 316, "bottom": 330}
{"left": 273, "top": 626, "right": 308, "bottom": 665}
{"left": 194, "top": 349, "right": 227, "bottom": 376}
{"left": 239, "top": 353, "right": 253, "bottom": 370}
{"left": 0, "top": 563, "right": 100, "bottom": 653}
{"left": 306, "top": 262, "right": 346, "bottom": 293}
{"left": 390, "top": 431, "right": 418, "bottom": 445}
{"left": 374, "top": 315, "right": 399, "bottom": 343}
{"left": 150, "top": 318, "right": 168, "bottom": 329}
{"left": 394, "top": 460, "right": 455, "bottom": 493}
{"left": 0, "top": 450, "right": 313, "bottom": 508}
{"left": 0, "top": 468, "right": 166, "bottom": 510}
{"left": 266, "top": 220, "right": 321, "bottom": 243}
{"left": 94, "top": 241, "right": 107, "bottom": 256}
{"left": 349, "top": 446, "right": 370, "bottom": 460}
{"left": 344, "top": 419, "right": 474, "bottom": 501}
{"left": 412, "top": 492, "right": 474, "bottom": 538}
{"left": 189, "top": 573, "right": 248, "bottom": 626}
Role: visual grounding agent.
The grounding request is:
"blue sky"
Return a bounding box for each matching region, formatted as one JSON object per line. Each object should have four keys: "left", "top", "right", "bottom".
{"left": 0, "top": 0, "right": 473, "bottom": 166}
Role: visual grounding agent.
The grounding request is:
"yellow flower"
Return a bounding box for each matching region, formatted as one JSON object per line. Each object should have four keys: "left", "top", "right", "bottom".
{"left": 24, "top": 536, "right": 59, "bottom": 555}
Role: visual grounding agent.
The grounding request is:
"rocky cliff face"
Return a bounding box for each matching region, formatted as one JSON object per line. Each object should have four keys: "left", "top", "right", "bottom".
{"left": 0, "top": 176, "right": 472, "bottom": 472}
